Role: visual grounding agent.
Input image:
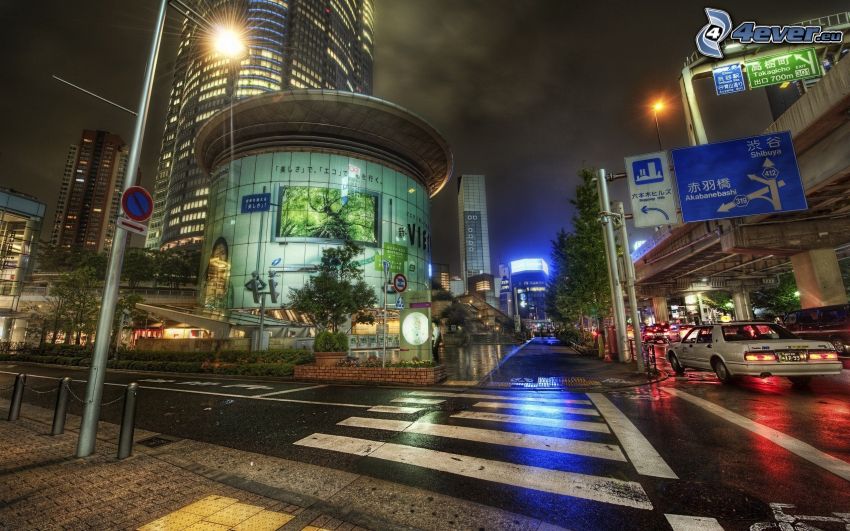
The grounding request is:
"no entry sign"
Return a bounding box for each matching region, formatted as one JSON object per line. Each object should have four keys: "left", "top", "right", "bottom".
{"left": 121, "top": 186, "right": 153, "bottom": 222}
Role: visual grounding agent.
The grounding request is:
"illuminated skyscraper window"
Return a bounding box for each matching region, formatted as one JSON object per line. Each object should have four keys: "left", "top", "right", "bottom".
{"left": 146, "top": 0, "right": 375, "bottom": 250}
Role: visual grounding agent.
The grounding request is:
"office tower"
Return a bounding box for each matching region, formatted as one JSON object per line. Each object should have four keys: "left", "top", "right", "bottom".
{"left": 432, "top": 262, "right": 451, "bottom": 291}
{"left": 498, "top": 263, "right": 512, "bottom": 316}
{"left": 511, "top": 258, "right": 550, "bottom": 322}
{"left": 51, "top": 130, "right": 127, "bottom": 253}
{"left": 147, "top": 0, "right": 376, "bottom": 250}
{"left": 457, "top": 174, "right": 492, "bottom": 291}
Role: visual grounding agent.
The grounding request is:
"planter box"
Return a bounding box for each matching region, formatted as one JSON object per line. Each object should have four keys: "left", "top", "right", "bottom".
{"left": 314, "top": 351, "right": 348, "bottom": 367}
{"left": 294, "top": 364, "right": 447, "bottom": 386}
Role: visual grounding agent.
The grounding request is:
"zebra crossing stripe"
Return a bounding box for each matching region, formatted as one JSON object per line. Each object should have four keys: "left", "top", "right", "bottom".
{"left": 408, "top": 391, "right": 593, "bottom": 406}
{"left": 390, "top": 397, "right": 445, "bottom": 405}
{"left": 473, "top": 401, "right": 601, "bottom": 417}
{"left": 664, "top": 514, "right": 724, "bottom": 530}
{"left": 293, "top": 433, "right": 652, "bottom": 509}
{"left": 336, "top": 417, "right": 626, "bottom": 461}
{"left": 367, "top": 405, "right": 427, "bottom": 414}
{"left": 587, "top": 393, "right": 678, "bottom": 479}
{"left": 452, "top": 411, "right": 610, "bottom": 434}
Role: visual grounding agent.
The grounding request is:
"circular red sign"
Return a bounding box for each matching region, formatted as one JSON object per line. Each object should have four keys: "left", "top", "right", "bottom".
{"left": 121, "top": 186, "right": 154, "bottom": 222}
{"left": 393, "top": 273, "right": 408, "bottom": 293}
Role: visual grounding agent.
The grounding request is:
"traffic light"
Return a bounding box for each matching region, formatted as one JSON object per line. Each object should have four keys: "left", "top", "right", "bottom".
{"left": 267, "top": 270, "right": 280, "bottom": 304}
{"left": 244, "top": 271, "right": 266, "bottom": 304}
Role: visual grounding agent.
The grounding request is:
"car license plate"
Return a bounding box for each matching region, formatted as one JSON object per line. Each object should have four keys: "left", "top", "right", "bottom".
{"left": 777, "top": 352, "right": 803, "bottom": 362}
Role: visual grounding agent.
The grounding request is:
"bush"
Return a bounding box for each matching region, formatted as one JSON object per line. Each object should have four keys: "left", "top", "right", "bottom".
{"left": 336, "top": 358, "right": 436, "bottom": 368}
{"left": 314, "top": 331, "right": 348, "bottom": 352}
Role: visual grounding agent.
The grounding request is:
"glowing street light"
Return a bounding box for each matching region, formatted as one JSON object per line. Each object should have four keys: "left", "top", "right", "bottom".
{"left": 651, "top": 99, "right": 665, "bottom": 151}
{"left": 213, "top": 26, "right": 246, "bottom": 59}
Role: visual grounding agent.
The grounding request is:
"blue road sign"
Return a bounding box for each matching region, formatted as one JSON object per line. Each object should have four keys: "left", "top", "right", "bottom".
{"left": 625, "top": 151, "right": 679, "bottom": 228}
{"left": 713, "top": 64, "right": 746, "bottom": 95}
{"left": 121, "top": 186, "right": 153, "bottom": 222}
{"left": 241, "top": 193, "right": 271, "bottom": 213}
{"left": 672, "top": 131, "right": 807, "bottom": 223}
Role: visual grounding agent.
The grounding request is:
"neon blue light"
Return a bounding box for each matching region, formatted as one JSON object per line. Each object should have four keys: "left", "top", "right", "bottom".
{"left": 510, "top": 258, "right": 549, "bottom": 276}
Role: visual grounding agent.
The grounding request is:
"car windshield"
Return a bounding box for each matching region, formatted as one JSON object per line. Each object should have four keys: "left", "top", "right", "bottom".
{"left": 721, "top": 323, "right": 798, "bottom": 341}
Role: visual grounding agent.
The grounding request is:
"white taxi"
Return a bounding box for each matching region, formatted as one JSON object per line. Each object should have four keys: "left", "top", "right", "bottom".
{"left": 667, "top": 321, "right": 842, "bottom": 386}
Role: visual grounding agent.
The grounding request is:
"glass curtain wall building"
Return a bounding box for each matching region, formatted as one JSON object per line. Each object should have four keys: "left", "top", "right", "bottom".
{"left": 457, "top": 174, "right": 492, "bottom": 286}
{"left": 146, "top": 0, "right": 375, "bottom": 250}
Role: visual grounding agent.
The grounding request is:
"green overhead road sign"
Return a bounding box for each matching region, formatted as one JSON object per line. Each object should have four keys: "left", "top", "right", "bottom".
{"left": 745, "top": 47, "right": 822, "bottom": 89}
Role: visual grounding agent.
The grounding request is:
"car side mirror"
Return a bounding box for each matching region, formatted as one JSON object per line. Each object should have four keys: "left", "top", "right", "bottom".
{"left": 707, "top": 343, "right": 712, "bottom": 348}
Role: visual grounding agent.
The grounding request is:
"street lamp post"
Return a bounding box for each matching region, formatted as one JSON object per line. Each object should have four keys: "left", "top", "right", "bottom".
{"left": 652, "top": 101, "right": 664, "bottom": 151}
{"left": 76, "top": 0, "right": 169, "bottom": 458}
{"left": 76, "top": 4, "right": 247, "bottom": 457}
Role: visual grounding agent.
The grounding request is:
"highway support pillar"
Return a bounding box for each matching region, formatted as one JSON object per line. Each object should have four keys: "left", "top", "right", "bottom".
{"left": 652, "top": 297, "right": 669, "bottom": 324}
{"left": 732, "top": 290, "right": 753, "bottom": 321}
{"left": 790, "top": 248, "right": 849, "bottom": 309}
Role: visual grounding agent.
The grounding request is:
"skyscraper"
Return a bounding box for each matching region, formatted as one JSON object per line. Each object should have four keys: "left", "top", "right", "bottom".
{"left": 457, "top": 174, "right": 492, "bottom": 283}
{"left": 146, "top": 0, "right": 375, "bottom": 250}
{"left": 51, "top": 130, "right": 127, "bottom": 253}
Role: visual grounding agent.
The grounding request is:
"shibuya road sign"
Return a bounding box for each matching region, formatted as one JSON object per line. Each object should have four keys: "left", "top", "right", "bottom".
{"left": 671, "top": 131, "right": 807, "bottom": 223}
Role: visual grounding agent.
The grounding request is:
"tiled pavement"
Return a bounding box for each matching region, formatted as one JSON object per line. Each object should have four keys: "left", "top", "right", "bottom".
{"left": 0, "top": 401, "right": 365, "bottom": 531}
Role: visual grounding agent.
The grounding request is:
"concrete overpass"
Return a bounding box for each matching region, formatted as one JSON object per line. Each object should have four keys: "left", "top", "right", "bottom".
{"left": 634, "top": 25, "right": 850, "bottom": 320}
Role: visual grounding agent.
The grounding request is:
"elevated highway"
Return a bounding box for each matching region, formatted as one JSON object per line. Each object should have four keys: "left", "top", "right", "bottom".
{"left": 634, "top": 23, "right": 850, "bottom": 319}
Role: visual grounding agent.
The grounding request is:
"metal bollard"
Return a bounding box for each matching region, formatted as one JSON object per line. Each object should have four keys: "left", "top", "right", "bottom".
{"left": 117, "top": 382, "right": 138, "bottom": 459}
{"left": 51, "top": 377, "right": 71, "bottom": 435}
{"left": 7, "top": 373, "right": 26, "bottom": 421}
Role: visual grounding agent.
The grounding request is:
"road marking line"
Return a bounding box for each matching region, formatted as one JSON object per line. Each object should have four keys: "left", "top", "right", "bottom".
{"left": 0, "top": 371, "right": 372, "bottom": 409}
{"left": 451, "top": 411, "right": 610, "bottom": 434}
{"left": 664, "top": 514, "right": 724, "bottom": 530}
{"left": 293, "top": 433, "right": 652, "bottom": 509}
{"left": 125, "top": 385, "right": 373, "bottom": 409}
{"left": 587, "top": 393, "right": 678, "bottom": 479}
{"left": 408, "top": 391, "right": 593, "bottom": 405}
{"left": 254, "top": 385, "right": 327, "bottom": 397}
{"left": 472, "top": 401, "right": 600, "bottom": 417}
{"left": 338, "top": 417, "right": 412, "bottom": 431}
{"left": 367, "top": 405, "right": 427, "bottom": 414}
{"left": 664, "top": 387, "right": 850, "bottom": 482}
{"left": 390, "top": 397, "right": 445, "bottom": 405}
{"left": 337, "top": 417, "right": 626, "bottom": 461}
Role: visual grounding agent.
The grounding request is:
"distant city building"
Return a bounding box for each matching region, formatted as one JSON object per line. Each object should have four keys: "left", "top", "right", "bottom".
{"left": 146, "top": 0, "right": 376, "bottom": 251}
{"left": 457, "top": 174, "right": 492, "bottom": 289}
{"left": 498, "top": 263, "right": 512, "bottom": 316}
{"left": 510, "top": 258, "right": 549, "bottom": 323}
{"left": 432, "top": 262, "right": 451, "bottom": 291}
{"left": 0, "top": 188, "right": 45, "bottom": 342}
{"left": 449, "top": 276, "right": 465, "bottom": 297}
{"left": 467, "top": 272, "right": 498, "bottom": 308}
{"left": 51, "top": 130, "right": 127, "bottom": 253}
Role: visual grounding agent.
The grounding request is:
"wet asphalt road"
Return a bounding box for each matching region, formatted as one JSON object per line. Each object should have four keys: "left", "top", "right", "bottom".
{"left": 2, "top": 342, "right": 850, "bottom": 531}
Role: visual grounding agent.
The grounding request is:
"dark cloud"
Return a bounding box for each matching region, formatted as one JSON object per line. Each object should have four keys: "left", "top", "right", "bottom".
{"left": 1, "top": 1, "right": 846, "bottom": 261}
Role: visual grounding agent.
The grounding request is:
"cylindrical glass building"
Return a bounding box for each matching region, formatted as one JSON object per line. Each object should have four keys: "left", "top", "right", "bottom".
{"left": 194, "top": 90, "right": 452, "bottom": 315}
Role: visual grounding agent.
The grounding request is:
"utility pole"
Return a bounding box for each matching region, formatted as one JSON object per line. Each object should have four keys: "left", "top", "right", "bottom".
{"left": 382, "top": 260, "right": 389, "bottom": 367}
{"left": 614, "top": 201, "right": 645, "bottom": 372}
{"left": 596, "top": 169, "right": 630, "bottom": 363}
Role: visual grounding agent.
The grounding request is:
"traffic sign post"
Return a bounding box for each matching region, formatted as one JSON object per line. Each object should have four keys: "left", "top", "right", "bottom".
{"left": 712, "top": 63, "right": 746, "bottom": 95}
{"left": 625, "top": 151, "right": 679, "bottom": 228}
{"left": 672, "top": 131, "right": 807, "bottom": 223}
{"left": 744, "top": 48, "right": 821, "bottom": 89}
{"left": 393, "top": 273, "right": 408, "bottom": 293}
{"left": 121, "top": 186, "right": 153, "bottom": 221}
{"left": 116, "top": 217, "right": 148, "bottom": 236}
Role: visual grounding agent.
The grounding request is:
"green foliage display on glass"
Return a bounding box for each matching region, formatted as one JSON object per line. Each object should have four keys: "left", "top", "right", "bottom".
{"left": 313, "top": 330, "right": 349, "bottom": 353}
{"left": 278, "top": 187, "right": 377, "bottom": 243}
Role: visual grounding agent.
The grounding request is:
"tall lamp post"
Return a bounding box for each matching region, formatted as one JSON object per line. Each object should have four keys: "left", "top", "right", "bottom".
{"left": 76, "top": 2, "right": 246, "bottom": 457}
{"left": 652, "top": 100, "right": 664, "bottom": 151}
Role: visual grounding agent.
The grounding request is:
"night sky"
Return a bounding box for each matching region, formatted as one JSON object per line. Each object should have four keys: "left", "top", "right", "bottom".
{"left": 1, "top": 1, "right": 846, "bottom": 274}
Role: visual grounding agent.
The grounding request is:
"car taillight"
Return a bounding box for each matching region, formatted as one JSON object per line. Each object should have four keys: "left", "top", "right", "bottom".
{"left": 745, "top": 352, "right": 777, "bottom": 361}
{"left": 808, "top": 350, "right": 838, "bottom": 361}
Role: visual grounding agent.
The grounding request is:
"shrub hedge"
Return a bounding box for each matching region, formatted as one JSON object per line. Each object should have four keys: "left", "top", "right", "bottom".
{"left": 0, "top": 348, "right": 314, "bottom": 377}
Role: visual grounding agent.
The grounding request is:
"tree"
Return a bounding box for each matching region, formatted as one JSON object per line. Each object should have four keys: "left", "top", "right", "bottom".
{"left": 288, "top": 241, "right": 377, "bottom": 332}
{"left": 548, "top": 169, "right": 611, "bottom": 329}
{"left": 751, "top": 273, "right": 800, "bottom": 317}
{"left": 122, "top": 249, "right": 153, "bottom": 288}
{"left": 440, "top": 302, "right": 469, "bottom": 326}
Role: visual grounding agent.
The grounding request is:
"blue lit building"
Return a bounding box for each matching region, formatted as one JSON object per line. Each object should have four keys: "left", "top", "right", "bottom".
{"left": 510, "top": 258, "right": 549, "bottom": 325}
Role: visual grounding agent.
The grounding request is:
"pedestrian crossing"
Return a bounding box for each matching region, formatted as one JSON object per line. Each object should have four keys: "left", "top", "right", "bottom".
{"left": 292, "top": 389, "right": 677, "bottom": 512}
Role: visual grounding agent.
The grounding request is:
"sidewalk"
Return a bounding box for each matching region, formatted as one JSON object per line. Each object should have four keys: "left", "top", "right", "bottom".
{"left": 0, "top": 395, "right": 557, "bottom": 531}
{"left": 477, "top": 340, "right": 665, "bottom": 390}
